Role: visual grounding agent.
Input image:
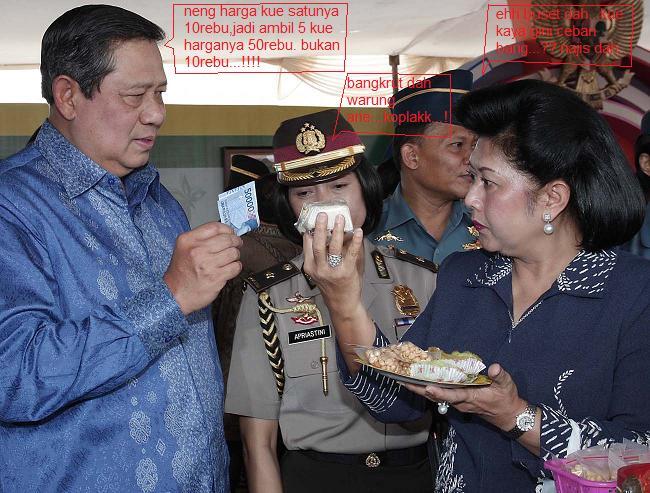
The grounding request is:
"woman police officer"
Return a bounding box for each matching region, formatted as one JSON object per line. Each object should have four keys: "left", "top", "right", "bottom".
{"left": 225, "top": 109, "right": 443, "bottom": 492}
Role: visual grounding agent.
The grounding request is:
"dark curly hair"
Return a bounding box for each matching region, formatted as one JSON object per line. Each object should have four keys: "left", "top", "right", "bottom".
{"left": 456, "top": 79, "right": 644, "bottom": 251}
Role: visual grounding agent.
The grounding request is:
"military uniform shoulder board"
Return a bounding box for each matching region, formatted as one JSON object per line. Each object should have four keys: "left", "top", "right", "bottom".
{"left": 370, "top": 249, "right": 391, "bottom": 279}
{"left": 389, "top": 246, "right": 439, "bottom": 273}
{"left": 245, "top": 261, "right": 301, "bottom": 293}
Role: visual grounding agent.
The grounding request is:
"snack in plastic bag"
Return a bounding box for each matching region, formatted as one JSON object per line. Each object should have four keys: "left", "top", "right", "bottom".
{"left": 294, "top": 200, "right": 354, "bottom": 234}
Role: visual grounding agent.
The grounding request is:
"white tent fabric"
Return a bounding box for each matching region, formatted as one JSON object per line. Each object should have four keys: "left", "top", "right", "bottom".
{"left": 1, "top": 0, "right": 647, "bottom": 105}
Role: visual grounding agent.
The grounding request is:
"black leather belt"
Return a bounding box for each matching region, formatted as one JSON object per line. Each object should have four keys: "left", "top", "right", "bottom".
{"left": 297, "top": 444, "right": 428, "bottom": 468}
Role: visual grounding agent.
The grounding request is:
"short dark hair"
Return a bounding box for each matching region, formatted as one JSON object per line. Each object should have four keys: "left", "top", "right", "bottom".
{"left": 273, "top": 156, "right": 384, "bottom": 245}
{"left": 41, "top": 5, "right": 165, "bottom": 104}
{"left": 456, "top": 79, "right": 644, "bottom": 252}
{"left": 634, "top": 134, "right": 650, "bottom": 198}
{"left": 392, "top": 122, "right": 450, "bottom": 168}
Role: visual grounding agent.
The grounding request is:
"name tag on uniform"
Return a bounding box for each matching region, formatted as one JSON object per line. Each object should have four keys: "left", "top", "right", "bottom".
{"left": 288, "top": 325, "right": 331, "bottom": 345}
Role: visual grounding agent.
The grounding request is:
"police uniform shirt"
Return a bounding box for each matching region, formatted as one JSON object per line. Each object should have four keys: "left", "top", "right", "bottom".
{"left": 371, "top": 185, "right": 477, "bottom": 264}
{"left": 224, "top": 239, "right": 436, "bottom": 454}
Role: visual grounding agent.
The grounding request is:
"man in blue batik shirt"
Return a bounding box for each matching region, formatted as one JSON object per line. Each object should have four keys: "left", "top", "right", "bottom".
{"left": 0, "top": 6, "right": 242, "bottom": 492}
{"left": 371, "top": 70, "right": 481, "bottom": 266}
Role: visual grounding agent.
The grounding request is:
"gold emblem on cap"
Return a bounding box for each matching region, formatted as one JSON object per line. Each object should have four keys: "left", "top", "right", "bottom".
{"left": 296, "top": 123, "right": 326, "bottom": 154}
{"left": 391, "top": 284, "right": 420, "bottom": 317}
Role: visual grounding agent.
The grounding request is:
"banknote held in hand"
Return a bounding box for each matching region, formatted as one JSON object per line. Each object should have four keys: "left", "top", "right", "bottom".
{"left": 217, "top": 181, "right": 260, "bottom": 236}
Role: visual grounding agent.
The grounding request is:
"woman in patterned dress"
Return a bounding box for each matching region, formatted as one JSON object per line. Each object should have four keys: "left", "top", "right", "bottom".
{"left": 303, "top": 80, "right": 650, "bottom": 492}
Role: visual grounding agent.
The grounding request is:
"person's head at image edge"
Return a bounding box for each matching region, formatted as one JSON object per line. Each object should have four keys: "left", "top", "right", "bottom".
{"left": 272, "top": 109, "right": 384, "bottom": 245}
{"left": 390, "top": 69, "right": 477, "bottom": 202}
{"left": 41, "top": 4, "right": 167, "bottom": 177}
{"left": 634, "top": 111, "right": 650, "bottom": 202}
{"left": 456, "top": 78, "right": 644, "bottom": 257}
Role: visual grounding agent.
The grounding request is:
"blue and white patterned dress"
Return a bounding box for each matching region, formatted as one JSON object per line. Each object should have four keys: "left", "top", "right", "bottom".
{"left": 0, "top": 121, "right": 228, "bottom": 492}
{"left": 340, "top": 249, "right": 650, "bottom": 492}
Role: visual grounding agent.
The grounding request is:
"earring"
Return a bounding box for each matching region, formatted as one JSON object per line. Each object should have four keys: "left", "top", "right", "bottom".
{"left": 543, "top": 212, "right": 554, "bottom": 235}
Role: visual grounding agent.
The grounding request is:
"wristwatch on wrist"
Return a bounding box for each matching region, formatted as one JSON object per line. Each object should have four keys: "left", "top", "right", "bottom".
{"left": 505, "top": 404, "right": 537, "bottom": 440}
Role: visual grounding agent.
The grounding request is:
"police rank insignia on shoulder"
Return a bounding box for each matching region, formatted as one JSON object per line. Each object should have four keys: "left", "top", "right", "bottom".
{"left": 392, "top": 285, "right": 420, "bottom": 317}
{"left": 374, "top": 230, "right": 403, "bottom": 243}
{"left": 390, "top": 246, "right": 439, "bottom": 273}
{"left": 371, "top": 250, "right": 390, "bottom": 279}
{"left": 245, "top": 262, "right": 301, "bottom": 293}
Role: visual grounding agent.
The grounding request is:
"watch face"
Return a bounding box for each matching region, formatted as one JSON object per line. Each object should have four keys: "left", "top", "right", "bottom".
{"left": 516, "top": 412, "right": 536, "bottom": 432}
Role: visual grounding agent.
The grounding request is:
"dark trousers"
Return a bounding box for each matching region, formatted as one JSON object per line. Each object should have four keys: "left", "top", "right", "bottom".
{"left": 281, "top": 450, "right": 434, "bottom": 493}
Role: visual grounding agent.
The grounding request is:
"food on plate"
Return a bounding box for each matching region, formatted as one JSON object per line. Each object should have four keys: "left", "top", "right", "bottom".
{"left": 362, "top": 343, "right": 486, "bottom": 383}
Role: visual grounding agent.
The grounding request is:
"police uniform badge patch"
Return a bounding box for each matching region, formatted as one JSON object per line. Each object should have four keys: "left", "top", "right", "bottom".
{"left": 291, "top": 314, "right": 319, "bottom": 325}
{"left": 288, "top": 325, "right": 331, "bottom": 344}
{"left": 286, "top": 292, "right": 314, "bottom": 304}
{"left": 391, "top": 284, "right": 420, "bottom": 317}
{"left": 374, "top": 230, "right": 404, "bottom": 243}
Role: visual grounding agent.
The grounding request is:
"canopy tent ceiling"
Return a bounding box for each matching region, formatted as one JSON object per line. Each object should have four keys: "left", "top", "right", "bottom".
{"left": 1, "top": 0, "right": 500, "bottom": 66}
{"left": 3, "top": 0, "right": 648, "bottom": 67}
{"left": 0, "top": 0, "right": 648, "bottom": 106}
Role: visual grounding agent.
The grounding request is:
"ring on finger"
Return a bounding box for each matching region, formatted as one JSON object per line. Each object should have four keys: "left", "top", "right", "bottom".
{"left": 437, "top": 401, "right": 450, "bottom": 415}
{"left": 327, "top": 253, "right": 343, "bottom": 268}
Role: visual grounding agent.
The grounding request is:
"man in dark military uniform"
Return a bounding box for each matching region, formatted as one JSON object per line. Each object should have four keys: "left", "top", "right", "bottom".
{"left": 212, "top": 154, "right": 301, "bottom": 491}
{"left": 371, "top": 70, "right": 481, "bottom": 265}
{"left": 225, "top": 110, "right": 439, "bottom": 493}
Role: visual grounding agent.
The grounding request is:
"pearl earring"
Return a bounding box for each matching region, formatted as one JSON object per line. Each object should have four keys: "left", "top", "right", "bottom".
{"left": 543, "top": 212, "right": 554, "bottom": 235}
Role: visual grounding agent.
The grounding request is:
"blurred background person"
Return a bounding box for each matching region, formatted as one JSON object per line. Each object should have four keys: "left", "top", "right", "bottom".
{"left": 623, "top": 111, "right": 650, "bottom": 258}
{"left": 372, "top": 70, "right": 480, "bottom": 264}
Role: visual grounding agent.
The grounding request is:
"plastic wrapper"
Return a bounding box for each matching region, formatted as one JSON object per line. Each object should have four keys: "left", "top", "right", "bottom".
{"left": 409, "top": 360, "right": 468, "bottom": 383}
{"left": 428, "top": 347, "right": 487, "bottom": 375}
{"left": 294, "top": 200, "right": 354, "bottom": 234}
{"left": 559, "top": 443, "right": 650, "bottom": 483}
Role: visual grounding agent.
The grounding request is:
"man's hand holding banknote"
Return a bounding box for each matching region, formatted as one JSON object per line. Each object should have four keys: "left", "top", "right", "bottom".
{"left": 161, "top": 182, "right": 262, "bottom": 315}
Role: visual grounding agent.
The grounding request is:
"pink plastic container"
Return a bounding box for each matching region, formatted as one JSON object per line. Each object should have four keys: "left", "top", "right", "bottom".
{"left": 545, "top": 459, "right": 617, "bottom": 493}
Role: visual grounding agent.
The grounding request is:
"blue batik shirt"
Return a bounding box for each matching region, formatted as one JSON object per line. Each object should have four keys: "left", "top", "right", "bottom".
{"left": 0, "top": 121, "right": 228, "bottom": 492}
{"left": 370, "top": 185, "right": 478, "bottom": 264}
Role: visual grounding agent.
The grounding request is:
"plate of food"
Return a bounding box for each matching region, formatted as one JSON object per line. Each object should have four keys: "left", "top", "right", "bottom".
{"left": 352, "top": 342, "right": 492, "bottom": 388}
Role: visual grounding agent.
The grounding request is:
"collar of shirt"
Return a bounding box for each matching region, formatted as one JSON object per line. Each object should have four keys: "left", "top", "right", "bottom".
{"left": 384, "top": 184, "right": 467, "bottom": 236}
{"left": 464, "top": 249, "right": 618, "bottom": 301}
{"left": 35, "top": 120, "right": 161, "bottom": 206}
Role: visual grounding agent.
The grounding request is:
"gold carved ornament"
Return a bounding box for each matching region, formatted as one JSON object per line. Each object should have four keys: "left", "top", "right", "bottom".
{"left": 532, "top": 0, "right": 643, "bottom": 109}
